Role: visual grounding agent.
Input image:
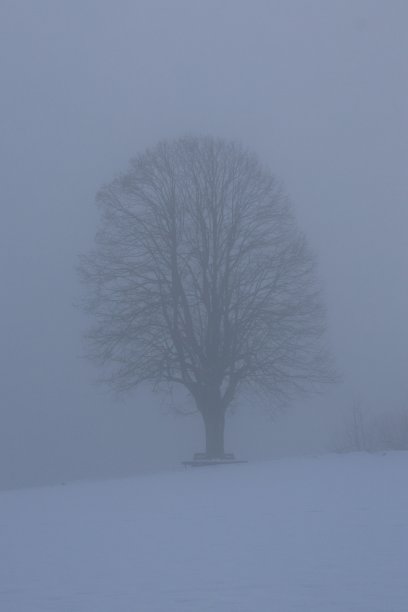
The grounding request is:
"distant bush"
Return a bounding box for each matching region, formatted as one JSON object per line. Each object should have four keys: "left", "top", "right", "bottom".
{"left": 334, "top": 403, "right": 408, "bottom": 453}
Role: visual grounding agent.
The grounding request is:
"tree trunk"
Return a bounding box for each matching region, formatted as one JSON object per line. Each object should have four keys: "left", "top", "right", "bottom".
{"left": 202, "top": 410, "right": 225, "bottom": 459}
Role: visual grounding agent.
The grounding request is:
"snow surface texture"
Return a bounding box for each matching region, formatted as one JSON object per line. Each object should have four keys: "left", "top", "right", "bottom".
{"left": 1, "top": 452, "right": 407, "bottom": 612}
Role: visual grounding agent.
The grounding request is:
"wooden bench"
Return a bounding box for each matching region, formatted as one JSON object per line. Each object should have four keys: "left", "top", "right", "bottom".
{"left": 182, "top": 452, "right": 248, "bottom": 467}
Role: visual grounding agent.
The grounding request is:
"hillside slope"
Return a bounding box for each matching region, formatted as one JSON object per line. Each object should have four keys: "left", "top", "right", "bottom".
{"left": 1, "top": 452, "right": 407, "bottom": 611}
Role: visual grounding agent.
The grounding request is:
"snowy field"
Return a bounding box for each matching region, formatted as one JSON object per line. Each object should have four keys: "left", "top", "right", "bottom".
{"left": 1, "top": 452, "right": 407, "bottom": 612}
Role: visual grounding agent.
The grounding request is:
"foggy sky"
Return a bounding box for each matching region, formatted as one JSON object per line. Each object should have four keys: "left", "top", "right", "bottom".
{"left": 1, "top": 0, "right": 407, "bottom": 489}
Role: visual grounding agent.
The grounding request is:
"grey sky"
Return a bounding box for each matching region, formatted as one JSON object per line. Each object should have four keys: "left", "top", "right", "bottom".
{"left": 1, "top": 0, "right": 407, "bottom": 488}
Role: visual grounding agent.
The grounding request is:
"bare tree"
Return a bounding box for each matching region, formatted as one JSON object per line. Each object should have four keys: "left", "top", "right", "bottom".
{"left": 79, "top": 136, "right": 332, "bottom": 458}
{"left": 338, "top": 399, "right": 367, "bottom": 452}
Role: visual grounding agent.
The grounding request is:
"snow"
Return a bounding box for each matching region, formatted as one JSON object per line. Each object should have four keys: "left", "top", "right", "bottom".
{"left": 1, "top": 452, "right": 407, "bottom": 611}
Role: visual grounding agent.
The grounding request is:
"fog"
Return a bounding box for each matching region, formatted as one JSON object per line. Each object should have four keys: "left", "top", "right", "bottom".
{"left": 1, "top": 0, "right": 407, "bottom": 489}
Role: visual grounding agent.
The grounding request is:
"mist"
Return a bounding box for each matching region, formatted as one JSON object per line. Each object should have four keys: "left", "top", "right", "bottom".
{"left": 1, "top": 0, "right": 407, "bottom": 490}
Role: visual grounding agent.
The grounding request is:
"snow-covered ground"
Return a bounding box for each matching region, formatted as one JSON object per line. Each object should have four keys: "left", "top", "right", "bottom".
{"left": 1, "top": 452, "right": 407, "bottom": 612}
